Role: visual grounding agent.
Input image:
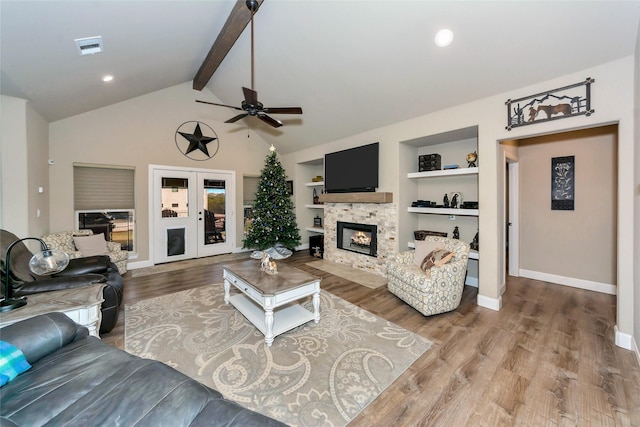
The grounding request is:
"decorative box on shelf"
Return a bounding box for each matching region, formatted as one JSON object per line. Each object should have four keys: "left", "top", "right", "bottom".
{"left": 418, "top": 154, "right": 441, "bottom": 172}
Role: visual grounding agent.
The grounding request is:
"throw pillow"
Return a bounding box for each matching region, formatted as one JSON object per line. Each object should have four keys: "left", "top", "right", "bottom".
{"left": 0, "top": 341, "right": 31, "bottom": 386}
{"left": 413, "top": 239, "right": 441, "bottom": 266}
{"left": 73, "top": 234, "right": 109, "bottom": 256}
{"left": 420, "top": 248, "right": 455, "bottom": 272}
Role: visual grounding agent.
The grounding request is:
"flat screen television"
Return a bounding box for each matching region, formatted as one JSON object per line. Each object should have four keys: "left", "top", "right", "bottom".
{"left": 324, "top": 142, "right": 379, "bottom": 193}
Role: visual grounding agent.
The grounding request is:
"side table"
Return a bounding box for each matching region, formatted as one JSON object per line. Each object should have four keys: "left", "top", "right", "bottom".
{"left": 0, "top": 283, "right": 105, "bottom": 337}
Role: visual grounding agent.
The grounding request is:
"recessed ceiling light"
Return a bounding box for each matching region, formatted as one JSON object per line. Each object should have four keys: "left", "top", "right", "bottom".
{"left": 101, "top": 75, "right": 114, "bottom": 83}
{"left": 435, "top": 29, "right": 454, "bottom": 47}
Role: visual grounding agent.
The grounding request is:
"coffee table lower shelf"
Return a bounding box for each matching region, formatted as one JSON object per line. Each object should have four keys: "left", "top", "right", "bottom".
{"left": 229, "top": 294, "right": 315, "bottom": 341}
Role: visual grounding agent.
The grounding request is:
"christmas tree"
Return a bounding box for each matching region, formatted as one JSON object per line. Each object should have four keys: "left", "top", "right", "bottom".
{"left": 243, "top": 146, "right": 301, "bottom": 255}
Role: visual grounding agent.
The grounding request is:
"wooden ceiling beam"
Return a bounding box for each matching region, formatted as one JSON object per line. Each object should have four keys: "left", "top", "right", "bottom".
{"left": 193, "top": 0, "right": 264, "bottom": 91}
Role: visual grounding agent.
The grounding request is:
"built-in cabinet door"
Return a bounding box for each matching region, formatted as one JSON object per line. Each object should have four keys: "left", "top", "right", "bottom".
{"left": 153, "top": 168, "right": 234, "bottom": 264}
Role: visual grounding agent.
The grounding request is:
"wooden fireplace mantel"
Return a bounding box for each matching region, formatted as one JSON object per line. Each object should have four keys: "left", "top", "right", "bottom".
{"left": 318, "top": 192, "right": 393, "bottom": 204}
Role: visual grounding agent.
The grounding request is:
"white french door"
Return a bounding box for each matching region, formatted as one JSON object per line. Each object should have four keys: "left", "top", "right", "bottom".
{"left": 152, "top": 166, "right": 235, "bottom": 264}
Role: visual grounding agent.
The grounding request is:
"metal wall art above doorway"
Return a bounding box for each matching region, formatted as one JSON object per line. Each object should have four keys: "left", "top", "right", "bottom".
{"left": 505, "top": 78, "right": 595, "bottom": 130}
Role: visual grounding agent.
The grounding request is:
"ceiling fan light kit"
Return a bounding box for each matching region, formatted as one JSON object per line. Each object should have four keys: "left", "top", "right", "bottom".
{"left": 195, "top": 0, "right": 302, "bottom": 128}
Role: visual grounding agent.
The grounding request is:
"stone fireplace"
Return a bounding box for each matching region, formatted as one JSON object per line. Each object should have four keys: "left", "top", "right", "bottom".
{"left": 322, "top": 202, "right": 397, "bottom": 277}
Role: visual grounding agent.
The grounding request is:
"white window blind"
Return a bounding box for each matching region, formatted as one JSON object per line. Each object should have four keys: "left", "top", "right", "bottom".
{"left": 243, "top": 176, "right": 259, "bottom": 205}
{"left": 74, "top": 164, "right": 135, "bottom": 210}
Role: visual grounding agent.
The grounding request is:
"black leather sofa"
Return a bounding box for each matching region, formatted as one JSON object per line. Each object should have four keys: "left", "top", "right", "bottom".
{"left": 0, "top": 229, "right": 123, "bottom": 333}
{"left": 0, "top": 313, "right": 286, "bottom": 426}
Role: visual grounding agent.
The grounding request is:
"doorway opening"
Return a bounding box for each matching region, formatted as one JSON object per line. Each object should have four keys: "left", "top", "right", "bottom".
{"left": 500, "top": 124, "right": 618, "bottom": 295}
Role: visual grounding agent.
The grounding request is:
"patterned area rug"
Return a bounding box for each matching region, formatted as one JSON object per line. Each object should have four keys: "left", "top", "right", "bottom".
{"left": 125, "top": 285, "right": 431, "bottom": 426}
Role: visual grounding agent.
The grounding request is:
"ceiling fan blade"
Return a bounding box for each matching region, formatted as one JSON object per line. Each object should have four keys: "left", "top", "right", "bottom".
{"left": 242, "top": 87, "right": 259, "bottom": 105}
{"left": 263, "top": 107, "right": 303, "bottom": 114}
{"left": 226, "top": 113, "right": 249, "bottom": 123}
{"left": 193, "top": 0, "right": 264, "bottom": 91}
{"left": 196, "top": 100, "right": 243, "bottom": 111}
{"left": 258, "top": 114, "right": 283, "bottom": 128}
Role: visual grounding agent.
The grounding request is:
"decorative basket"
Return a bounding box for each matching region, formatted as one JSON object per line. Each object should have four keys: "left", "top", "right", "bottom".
{"left": 414, "top": 230, "right": 448, "bottom": 240}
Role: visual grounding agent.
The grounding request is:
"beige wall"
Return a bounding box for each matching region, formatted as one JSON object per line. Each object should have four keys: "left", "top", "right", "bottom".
{"left": 0, "top": 95, "right": 50, "bottom": 239}
{"left": 26, "top": 102, "right": 51, "bottom": 239}
{"left": 518, "top": 126, "right": 617, "bottom": 286}
{"left": 0, "top": 96, "right": 28, "bottom": 236}
{"left": 49, "top": 82, "right": 271, "bottom": 263}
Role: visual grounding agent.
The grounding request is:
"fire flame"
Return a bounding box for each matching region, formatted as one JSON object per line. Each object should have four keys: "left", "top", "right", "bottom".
{"left": 351, "top": 231, "right": 371, "bottom": 245}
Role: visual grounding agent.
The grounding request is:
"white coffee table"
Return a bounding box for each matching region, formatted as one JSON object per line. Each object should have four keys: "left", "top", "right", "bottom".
{"left": 223, "top": 260, "right": 321, "bottom": 346}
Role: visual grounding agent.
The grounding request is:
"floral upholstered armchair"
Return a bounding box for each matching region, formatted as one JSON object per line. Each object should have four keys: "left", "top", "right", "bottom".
{"left": 387, "top": 236, "right": 469, "bottom": 316}
{"left": 42, "top": 230, "right": 128, "bottom": 274}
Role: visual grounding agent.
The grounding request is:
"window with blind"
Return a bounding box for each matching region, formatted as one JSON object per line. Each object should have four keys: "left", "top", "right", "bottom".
{"left": 243, "top": 176, "right": 259, "bottom": 238}
{"left": 74, "top": 164, "right": 135, "bottom": 251}
{"left": 243, "top": 176, "right": 260, "bottom": 205}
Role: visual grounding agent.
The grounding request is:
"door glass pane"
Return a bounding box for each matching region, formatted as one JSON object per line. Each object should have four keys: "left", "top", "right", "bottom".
{"left": 203, "top": 179, "right": 226, "bottom": 245}
{"left": 161, "top": 178, "right": 188, "bottom": 218}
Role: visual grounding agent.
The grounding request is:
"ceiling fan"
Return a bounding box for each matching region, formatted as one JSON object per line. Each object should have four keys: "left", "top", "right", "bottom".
{"left": 195, "top": 0, "right": 303, "bottom": 128}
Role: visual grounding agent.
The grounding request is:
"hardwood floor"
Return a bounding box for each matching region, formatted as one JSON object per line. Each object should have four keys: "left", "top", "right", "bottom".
{"left": 102, "top": 251, "right": 640, "bottom": 426}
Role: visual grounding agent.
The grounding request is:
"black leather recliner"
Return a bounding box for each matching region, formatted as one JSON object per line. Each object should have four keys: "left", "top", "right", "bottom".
{"left": 0, "top": 229, "right": 123, "bottom": 333}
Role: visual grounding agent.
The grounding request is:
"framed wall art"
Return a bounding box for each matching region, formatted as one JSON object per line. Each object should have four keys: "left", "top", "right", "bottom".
{"left": 506, "top": 78, "right": 594, "bottom": 130}
{"left": 551, "top": 156, "right": 575, "bottom": 211}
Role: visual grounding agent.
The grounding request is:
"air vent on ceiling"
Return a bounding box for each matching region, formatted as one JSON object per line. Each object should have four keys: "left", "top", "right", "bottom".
{"left": 74, "top": 36, "right": 103, "bottom": 56}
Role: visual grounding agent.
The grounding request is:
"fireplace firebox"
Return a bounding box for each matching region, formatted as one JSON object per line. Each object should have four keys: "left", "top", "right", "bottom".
{"left": 336, "top": 221, "right": 377, "bottom": 257}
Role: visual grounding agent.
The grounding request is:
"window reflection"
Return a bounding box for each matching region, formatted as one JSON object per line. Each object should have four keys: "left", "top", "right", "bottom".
{"left": 161, "top": 178, "right": 188, "bottom": 218}
{"left": 203, "top": 179, "right": 226, "bottom": 245}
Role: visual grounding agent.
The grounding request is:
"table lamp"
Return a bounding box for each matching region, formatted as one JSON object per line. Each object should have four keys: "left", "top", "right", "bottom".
{"left": 1, "top": 238, "right": 69, "bottom": 312}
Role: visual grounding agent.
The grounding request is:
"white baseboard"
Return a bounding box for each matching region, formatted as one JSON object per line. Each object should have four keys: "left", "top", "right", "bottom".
{"left": 614, "top": 326, "right": 639, "bottom": 362}
{"left": 127, "top": 260, "right": 153, "bottom": 270}
{"left": 519, "top": 269, "right": 616, "bottom": 295}
{"left": 477, "top": 294, "right": 502, "bottom": 311}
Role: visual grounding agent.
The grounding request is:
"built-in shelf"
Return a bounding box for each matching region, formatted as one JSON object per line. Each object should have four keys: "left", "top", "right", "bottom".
{"left": 305, "top": 204, "right": 325, "bottom": 209}
{"left": 408, "top": 207, "right": 478, "bottom": 216}
{"left": 305, "top": 227, "right": 324, "bottom": 234}
{"left": 305, "top": 181, "right": 324, "bottom": 187}
{"left": 407, "top": 167, "right": 478, "bottom": 179}
{"left": 407, "top": 243, "right": 478, "bottom": 260}
{"left": 319, "top": 192, "right": 393, "bottom": 204}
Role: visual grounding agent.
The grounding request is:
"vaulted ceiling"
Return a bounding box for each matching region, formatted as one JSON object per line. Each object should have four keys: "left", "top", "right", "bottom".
{"left": 2, "top": 1, "right": 639, "bottom": 154}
